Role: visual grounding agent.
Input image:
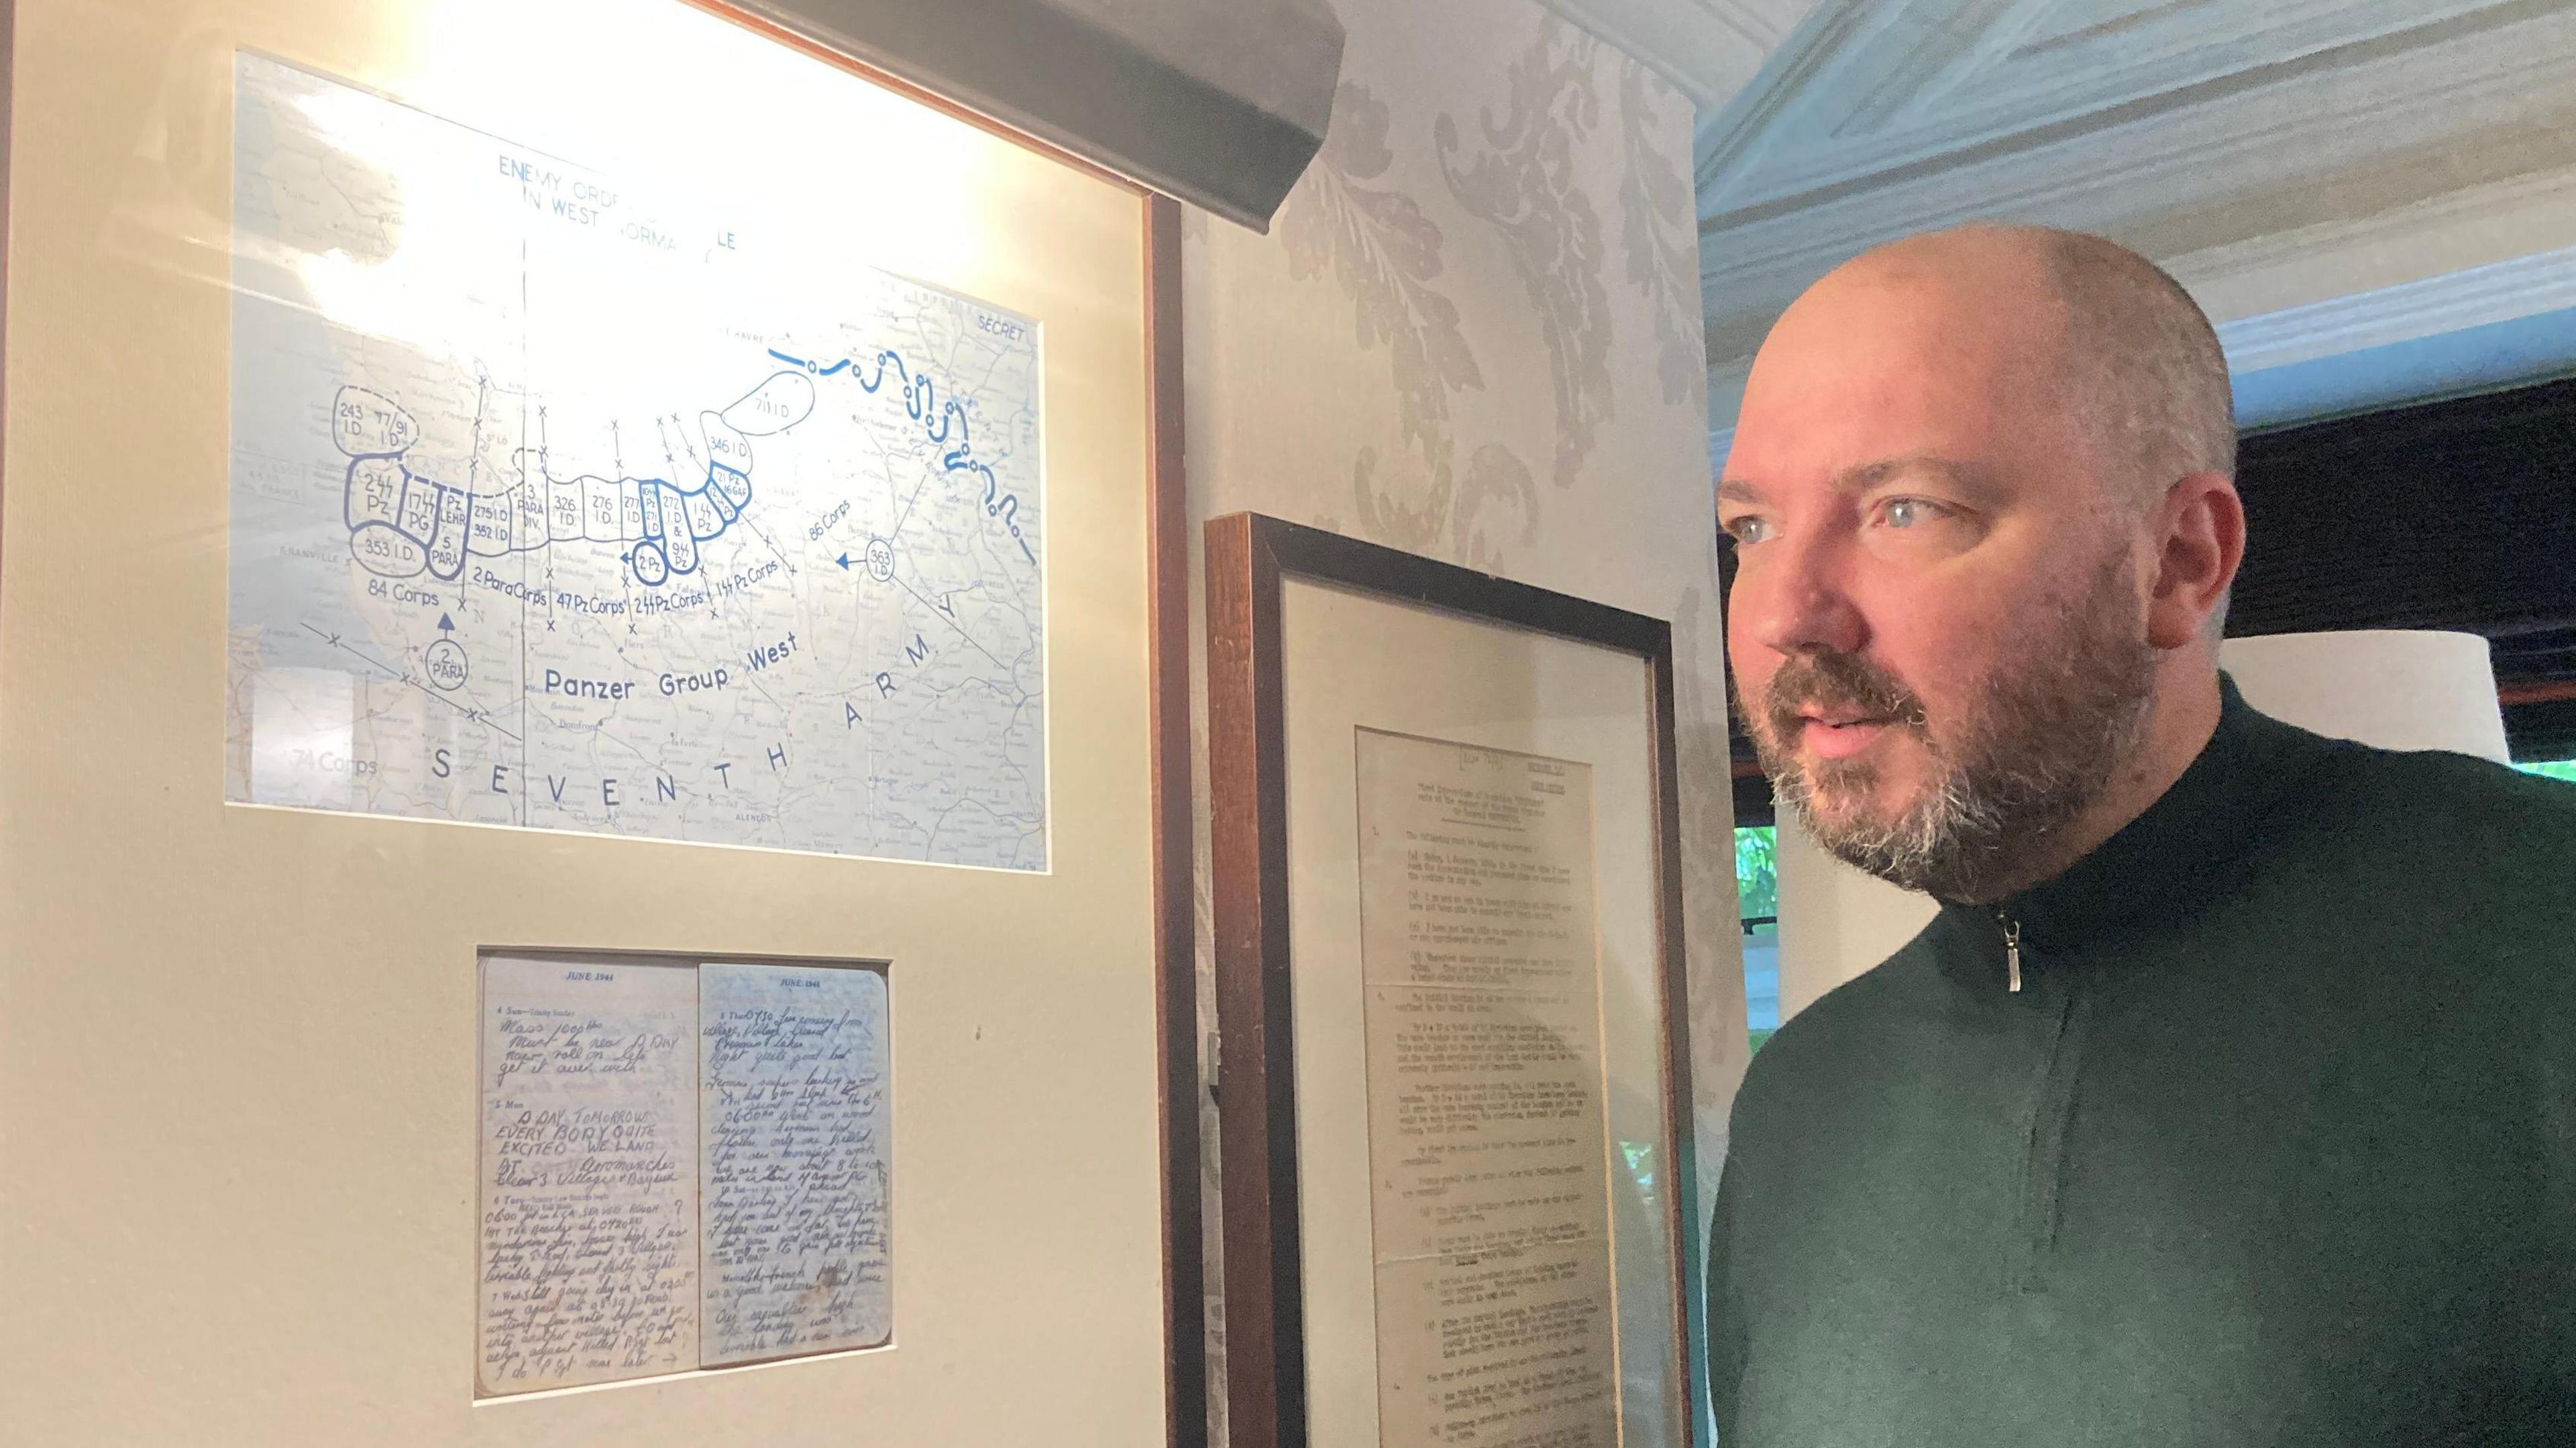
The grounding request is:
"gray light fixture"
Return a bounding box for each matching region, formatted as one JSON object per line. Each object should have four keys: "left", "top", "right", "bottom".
{"left": 731, "top": 0, "right": 1345, "bottom": 233}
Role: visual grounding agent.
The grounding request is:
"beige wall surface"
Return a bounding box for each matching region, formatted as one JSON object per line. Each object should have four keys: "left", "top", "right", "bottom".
{"left": 1180, "top": 1, "right": 1740, "bottom": 1438}
{"left": 0, "top": 1, "right": 1163, "bottom": 1443}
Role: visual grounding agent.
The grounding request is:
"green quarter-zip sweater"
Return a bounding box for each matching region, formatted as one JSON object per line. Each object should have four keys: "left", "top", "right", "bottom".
{"left": 1709, "top": 679, "right": 2576, "bottom": 1445}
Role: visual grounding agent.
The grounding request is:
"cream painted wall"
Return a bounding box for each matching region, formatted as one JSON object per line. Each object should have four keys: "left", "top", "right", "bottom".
{"left": 1177, "top": 1, "right": 1739, "bottom": 1437}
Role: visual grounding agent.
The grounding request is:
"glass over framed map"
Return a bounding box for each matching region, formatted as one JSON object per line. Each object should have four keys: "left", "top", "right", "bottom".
{"left": 225, "top": 52, "right": 1049, "bottom": 868}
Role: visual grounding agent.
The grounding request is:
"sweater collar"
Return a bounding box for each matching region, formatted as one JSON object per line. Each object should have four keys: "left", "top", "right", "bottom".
{"left": 1940, "top": 674, "right": 2328, "bottom": 950}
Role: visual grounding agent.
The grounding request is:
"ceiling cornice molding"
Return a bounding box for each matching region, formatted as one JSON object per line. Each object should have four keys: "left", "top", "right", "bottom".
{"left": 1707, "top": 0, "right": 1796, "bottom": 46}
{"left": 1693, "top": 0, "right": 1882, "bottom": 192}
{"left": 1700, "top": 0, "right": 2560, "bottom": 231}
{"left": 1880, "top": 0, "right": 2455, "bottom": 168}
{"left": 1696, "top": 11, "right": 2576, "bottom": 305}
{"left": 2178, "top": 163, "right": 2576, "bottom": 321}
{"left": 2216, "top": 241, "right": 2576, "bottom": 376}
{"left": 1825, "top": 0, "right": 2025, "bottom": 140}
{"left": 1529, "top": 0, "right": 1780, "bottom": 112}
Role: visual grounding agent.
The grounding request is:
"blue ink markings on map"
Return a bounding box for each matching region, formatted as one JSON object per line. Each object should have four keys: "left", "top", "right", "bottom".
{"left": 765, "top": 345, "right": 1036, "bottom": 565}
{"left": 298, "top": 621, "right": 521, "bottom": 744}
{"left": 331, "top": 371, "right": 816, "bottom": 588}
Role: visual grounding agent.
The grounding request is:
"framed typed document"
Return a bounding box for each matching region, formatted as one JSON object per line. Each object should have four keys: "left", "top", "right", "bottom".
{"left": 0, "top": 2, "right": 1192, "bottom": 1445}
{"left": 1203, "top": 514, "right": 1702, "bottom": 1448}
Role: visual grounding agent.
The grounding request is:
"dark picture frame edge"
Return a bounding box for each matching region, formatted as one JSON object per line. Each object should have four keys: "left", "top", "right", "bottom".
{"left": 1202, "top": 511, "right": 1701, "bottom": 1448}
{"left": 1144, "top": 192, "right": 1210, "bottom": 1448}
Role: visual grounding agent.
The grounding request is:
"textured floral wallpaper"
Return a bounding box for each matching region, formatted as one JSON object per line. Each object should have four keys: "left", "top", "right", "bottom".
{"left": 1181, "top": 1, "right": 1743, "bottom": 1439}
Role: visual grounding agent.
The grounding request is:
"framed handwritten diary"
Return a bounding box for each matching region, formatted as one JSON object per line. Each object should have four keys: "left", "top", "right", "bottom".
{"left": 476, "top": 953, "right": 896, "bottom": 1394}
{"left": 1202, "top": 515, "right": 1702, "bottom": 1448}
{"left": 0, "top": 1, "right": 1192, "bottom": 1443}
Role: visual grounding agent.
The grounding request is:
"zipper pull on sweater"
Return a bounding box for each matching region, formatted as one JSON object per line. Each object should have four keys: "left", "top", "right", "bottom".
{"left": 1996, "top": 910, "right": 2025, "bottom": 993}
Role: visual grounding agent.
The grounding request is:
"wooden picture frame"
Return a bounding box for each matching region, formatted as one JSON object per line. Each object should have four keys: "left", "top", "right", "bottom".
{"left": 1203, "top": 512, "right": 1700, "bottom": 1448}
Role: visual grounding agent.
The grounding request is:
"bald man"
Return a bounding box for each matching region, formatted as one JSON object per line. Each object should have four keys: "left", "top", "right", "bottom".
{"left": 1708, "top": 226, "right": 2576, "bottom": 1445}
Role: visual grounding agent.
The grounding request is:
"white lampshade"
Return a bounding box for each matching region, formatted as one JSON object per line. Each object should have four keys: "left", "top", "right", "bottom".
{"left": 2220, "top": 629, "right": 2509, "bottom": 762}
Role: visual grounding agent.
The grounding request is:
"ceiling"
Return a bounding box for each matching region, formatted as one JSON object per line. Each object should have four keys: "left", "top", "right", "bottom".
{"left": 1690, "top": 0, "right": 2576, "bottom": 435}
{"left": 1535, "top": 0, "right": 1825, "bottom": 127}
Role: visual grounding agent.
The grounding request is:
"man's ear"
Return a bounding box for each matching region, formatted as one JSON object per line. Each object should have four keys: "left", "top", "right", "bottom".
{"left": 2146, "top": 472, "right": 2244, "bottom": 651}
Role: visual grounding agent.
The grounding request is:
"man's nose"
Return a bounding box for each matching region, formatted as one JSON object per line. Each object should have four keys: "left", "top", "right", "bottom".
{"left": 1735, "top": 533, "right": 1868, "bottom": 658}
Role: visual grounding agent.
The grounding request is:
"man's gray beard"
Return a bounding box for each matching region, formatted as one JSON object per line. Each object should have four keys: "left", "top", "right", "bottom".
{"left": 1747, "top": 552, "right": 2159, "bottom": 903}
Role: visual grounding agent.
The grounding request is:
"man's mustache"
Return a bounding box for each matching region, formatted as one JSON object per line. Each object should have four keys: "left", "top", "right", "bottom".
{"left": 1756, "top": 652, "right": 1928, "bottom": 746}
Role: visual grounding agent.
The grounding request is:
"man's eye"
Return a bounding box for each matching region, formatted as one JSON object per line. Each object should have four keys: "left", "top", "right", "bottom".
{"left": 1723, "top": 516, "right": 1774, "bottom": 545}
{"left": 1882, "top": 498, "right": 1940, "bottom": 529}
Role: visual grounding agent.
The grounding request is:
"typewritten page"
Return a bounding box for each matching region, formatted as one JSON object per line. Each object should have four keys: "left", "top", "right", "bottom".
{"left": 1356, "top": 730, "right": 1620, "bottom": 1448}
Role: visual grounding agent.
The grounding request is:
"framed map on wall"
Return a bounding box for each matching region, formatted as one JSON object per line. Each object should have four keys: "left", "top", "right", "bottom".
{"left": 0, "top": 3, "right": 1190, "bottom": 1444}
{"left": 226, "top": 50, "right": 1050, "bottom": 868}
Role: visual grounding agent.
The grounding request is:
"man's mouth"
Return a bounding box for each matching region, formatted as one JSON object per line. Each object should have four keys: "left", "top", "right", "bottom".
{"left": 1749, "top": 651, "right": 1927, "bottom": 776}
{"left": 1794, "top": 706, "right": 1902, "bottom": 760}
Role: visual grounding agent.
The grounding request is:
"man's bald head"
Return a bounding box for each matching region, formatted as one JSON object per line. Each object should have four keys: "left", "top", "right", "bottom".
{"left": 1821, "top": 225, "right": 2235, "bottom": 509}
{"left": 2034, "top": 228, "right": 2236, "bottom": 498}
{"left": 1725, "top": 223, "right": 2251, "bottom": 900}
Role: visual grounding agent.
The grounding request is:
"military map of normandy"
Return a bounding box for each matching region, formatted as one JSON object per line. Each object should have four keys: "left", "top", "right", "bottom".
{"left": 225, "top": 53, "right": 1047, "bottom": 867}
